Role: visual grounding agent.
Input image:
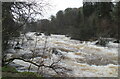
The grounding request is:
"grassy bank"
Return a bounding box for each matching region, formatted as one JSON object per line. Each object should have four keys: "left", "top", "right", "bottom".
{"left": 2, "top": 66, "right": 42, "bottom": 78}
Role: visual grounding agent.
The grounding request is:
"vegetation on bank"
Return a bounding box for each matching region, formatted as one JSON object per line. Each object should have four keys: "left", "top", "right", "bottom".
{"left": 2, "top": 66, "right": 42, "bottom": 78}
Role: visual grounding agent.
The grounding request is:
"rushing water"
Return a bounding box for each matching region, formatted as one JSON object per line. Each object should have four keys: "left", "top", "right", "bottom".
{"left": 7, "top": 32, "right": 119, "bottom": 77}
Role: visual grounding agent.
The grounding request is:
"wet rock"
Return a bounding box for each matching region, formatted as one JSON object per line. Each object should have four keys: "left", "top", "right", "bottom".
{"left": 14, "top": 42, "right": 23, "bottom": 49}
{"left": 44, "top": 32, "right": 50, "bottom": 36}
{"left": 14, "top": 46, "right": 22, "bottom": 49}
{"left": 52, "top": 48, "right": 63, "bottom": 56}
{"left": 95, "top": 38, "right": 109, "bottom": 46}
{"left": 34, "top": 32, "right": 41, "bottom": 36}
{"left": 113, "top": 40, "right": 120, "bottom": 43}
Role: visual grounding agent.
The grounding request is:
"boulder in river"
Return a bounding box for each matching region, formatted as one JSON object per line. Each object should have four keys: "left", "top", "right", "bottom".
{"left": 113, "top": 40, "right": 120, "bottom": 43}
{"left": 95, "top": 37, "right": 110, "bottom": 46}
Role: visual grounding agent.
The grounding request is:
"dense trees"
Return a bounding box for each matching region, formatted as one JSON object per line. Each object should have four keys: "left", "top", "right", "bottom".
{"left": 113, "top": 2, "right": 120, "bottom": 39}
{"left": 33, "top": 2, "right": 119, "bottom": 41}
{"left": 81, "top": 2, "right": 119, "bottom": 40}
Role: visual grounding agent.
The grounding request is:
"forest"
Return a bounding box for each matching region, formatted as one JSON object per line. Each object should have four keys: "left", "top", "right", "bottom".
{"left": 24, "top": 2, "right": 120, "bottom": 41}
{"left": 1, "top": 0, "right": 120, "bottom": 78}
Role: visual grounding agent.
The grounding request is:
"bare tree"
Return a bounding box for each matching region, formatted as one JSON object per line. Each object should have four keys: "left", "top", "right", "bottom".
{"left": 3, "top": 0, "right": 71, "bottom": 77}
{"left": 5, "top": 35, "right": 71, "bottom": 76}
{"left": 2, "top": 0, "right": 50, "bottom": 65}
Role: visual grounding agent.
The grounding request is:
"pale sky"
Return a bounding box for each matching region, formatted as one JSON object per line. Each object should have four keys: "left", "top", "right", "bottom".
{"left": 41, "top": 0, "right": 83, "bottom": 19}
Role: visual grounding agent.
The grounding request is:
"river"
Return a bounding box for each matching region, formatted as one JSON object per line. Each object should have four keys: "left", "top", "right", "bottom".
{"left": 7, "top": 32, "right": 119, "bottom": 77}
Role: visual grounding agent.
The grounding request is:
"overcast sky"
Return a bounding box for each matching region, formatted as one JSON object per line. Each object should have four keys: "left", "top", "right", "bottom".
{"left": 41, "top": 0, "right": 83, "bottom": 19}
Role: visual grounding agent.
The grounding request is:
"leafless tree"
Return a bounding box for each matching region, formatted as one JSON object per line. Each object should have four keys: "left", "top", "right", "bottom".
{"left": 3, "top": 0, "right": 71, "bottom": 77}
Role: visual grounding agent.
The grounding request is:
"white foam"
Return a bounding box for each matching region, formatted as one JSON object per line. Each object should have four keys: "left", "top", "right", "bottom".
{"left": 10, "top": 32, "right": 118, "bottom": 77}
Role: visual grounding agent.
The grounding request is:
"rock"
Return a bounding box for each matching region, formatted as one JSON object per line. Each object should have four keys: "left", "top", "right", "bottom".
{"left": 34, "top": 32, "right": 41, "bottom": 36}
{"left": 65, "top": 34, "right": 69, "bottom": 37}
{"left": 14, "top": 42, "right": 23, "bottom": 49}
{"left": 14, "top": 46, "right": 22, "bottom": 49}
{"left": 52, "top": 48, "right": 63, "bottom": 56}
{"left": 113, "top": 40, "right": 120, "bottom": 43}
{"left": 95, "top": 41, "right": 99, "bottom": 45}
{"left": 95, "top": 38, "right": 109, "bottom": 46}
{"left": 44, "top": 32, "right": 50, "bottom": 36}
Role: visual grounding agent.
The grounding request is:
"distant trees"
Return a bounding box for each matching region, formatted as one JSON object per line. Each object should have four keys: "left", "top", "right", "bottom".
{"left": 83, "top": 2, "right": 94, "bottom": 17}
{"left": 39, "top": 19, "right": 50, "bottom": 33}
{"left": 20, "top": 2, "right": 119, "bottom": 41}
{"left": 112, "top": 2, "right": 120, "bottom": 39}
{"left": 94, "top": 2, "right": 113, "bottom": 38}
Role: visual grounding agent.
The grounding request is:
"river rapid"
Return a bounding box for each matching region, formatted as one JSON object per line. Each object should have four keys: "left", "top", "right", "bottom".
{"left": 6, "top": 32, "right": 119, "bottom": 77}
